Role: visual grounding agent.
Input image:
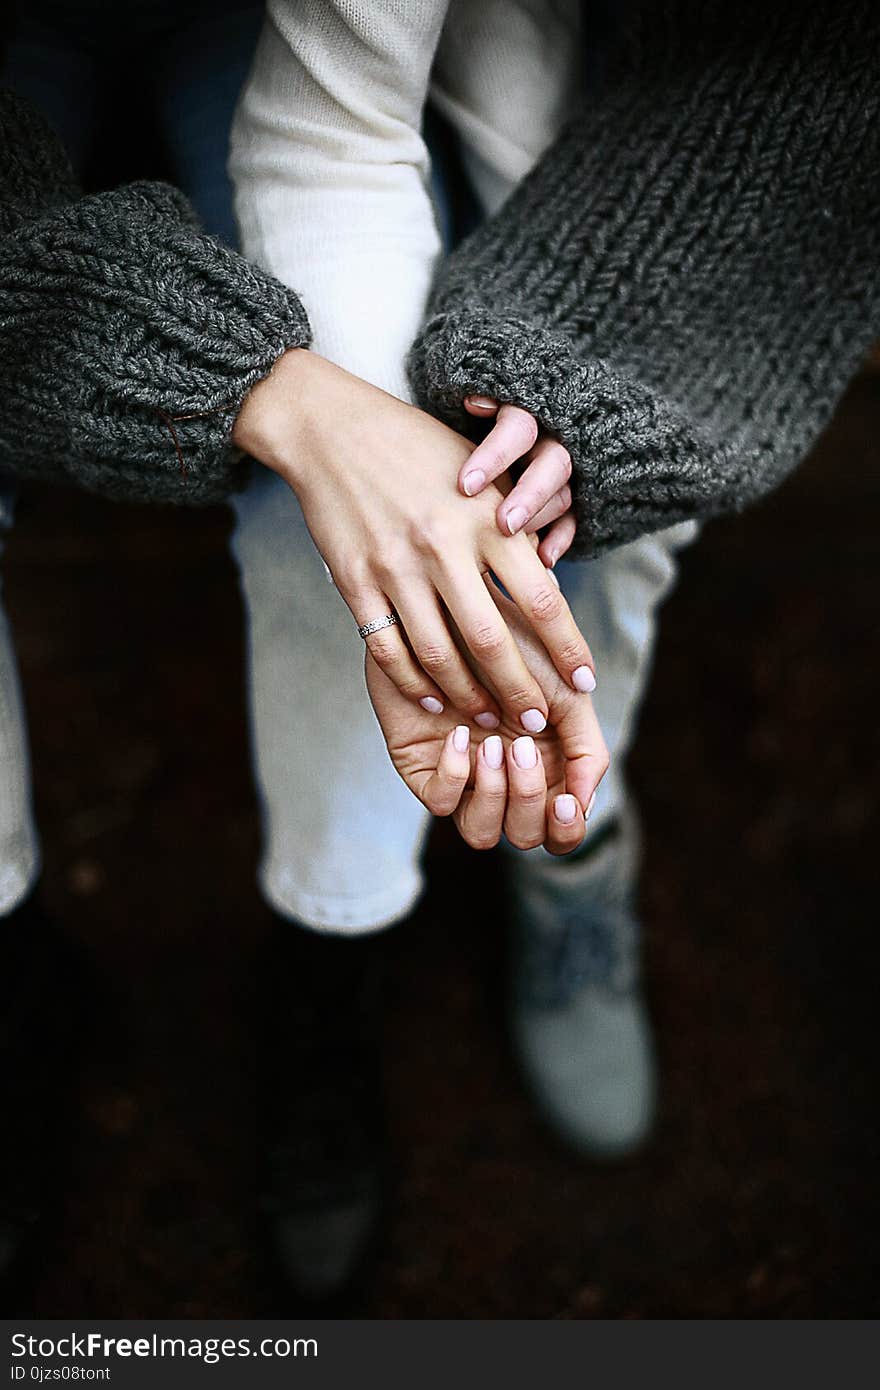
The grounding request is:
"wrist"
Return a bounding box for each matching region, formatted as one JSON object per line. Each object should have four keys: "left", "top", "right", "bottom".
{"left": 231, "top": 347, "right": 333, "bottom": 487}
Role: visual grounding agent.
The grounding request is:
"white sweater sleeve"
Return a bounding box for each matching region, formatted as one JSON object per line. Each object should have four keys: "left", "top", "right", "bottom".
{"left": 229, "top": 0, "right": 449, "bottom": 403}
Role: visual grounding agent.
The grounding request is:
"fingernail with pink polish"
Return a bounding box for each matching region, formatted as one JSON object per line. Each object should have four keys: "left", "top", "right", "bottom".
{"left": 483, "top": 735, "right": 504, "bottom": 769}
{"left": 554, "top": 794, "right": 578, "bottom": 824}
{"left": 512, "top": 736, "right": 537, "bottom": 769}
{"left": 420, "top": 696, "right": 444, "bottom": 714}
{"left": 572, "top": 665, "right": 597, "bottom": 693}
{"left": 520, "top": 708, "right": 546, "bottom": 734}
{"left": 474, "top": 711, "right": 500, "bottom": 729}
{"left": 506, "top": 506, "right": 528, "bottom": 536}
{"left": 462, "top": 468, "right": 486, "bottom": 496}
{"left": 453, "top": 725, "right": 470, "bottom": 754}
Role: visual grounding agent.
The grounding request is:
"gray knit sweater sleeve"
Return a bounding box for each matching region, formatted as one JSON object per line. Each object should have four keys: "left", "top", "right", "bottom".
{"left": 0, "top": 91, "right": 310, "bottom": 505}
{"left": 408, "top": 0, "right": 880, "bottom": 557}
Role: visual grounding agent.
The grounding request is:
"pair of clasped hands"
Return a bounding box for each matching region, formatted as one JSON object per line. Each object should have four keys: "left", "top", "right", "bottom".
{"left": 233, "top": 349, "right": 609, "bottom": 855}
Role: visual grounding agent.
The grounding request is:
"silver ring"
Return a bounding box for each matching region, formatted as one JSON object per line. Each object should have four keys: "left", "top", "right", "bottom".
{"left": 358, "top": 612, "right": 398, "bottom": 640}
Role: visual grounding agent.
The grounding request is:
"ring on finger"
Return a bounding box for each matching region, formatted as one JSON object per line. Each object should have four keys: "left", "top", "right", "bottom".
{"left": 357, "top": 612, "right": 397, "bottom": 640}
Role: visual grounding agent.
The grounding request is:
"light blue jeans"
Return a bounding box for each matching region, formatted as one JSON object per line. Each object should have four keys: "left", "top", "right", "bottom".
{"left": 0, "top": 2, "right": 698, "bottom": 927}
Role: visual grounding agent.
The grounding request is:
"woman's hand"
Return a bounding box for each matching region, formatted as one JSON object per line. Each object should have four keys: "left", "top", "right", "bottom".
{"left": 365, "top": 578, "right": 609, "bottom": 855}
{"left": 458, "top": 396, "right": 577, "bottom": 568}
{"left": 233, "top": 349, "right": 596, "bottom": 735}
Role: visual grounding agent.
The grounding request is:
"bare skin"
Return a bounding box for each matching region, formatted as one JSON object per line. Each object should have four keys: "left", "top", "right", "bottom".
{"left": 232, "top": 347, "right": 604, "bottom": 851}
{"left": 366, "top": 582, "right": 608, "bottom": 854}
{"left": 460, "top": 396, "right": 577, "bottom": 566}
{"left": 233, "top": 349, "right": 596, "bottom": 735}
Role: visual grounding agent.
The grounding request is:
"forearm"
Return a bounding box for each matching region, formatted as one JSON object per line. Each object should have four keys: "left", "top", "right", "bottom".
{"left": 0, "top": 91, "right": 310, "bottom": 505}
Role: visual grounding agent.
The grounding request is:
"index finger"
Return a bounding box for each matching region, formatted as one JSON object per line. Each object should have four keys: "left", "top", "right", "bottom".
{"left": 437, "top": 564, "right": 550, "bottom": 735}
{"left": 490, "top": 536, "right": 598, "bottom": 695}
{"left": 459, "top": 404, "right": 538, "bottom": 498}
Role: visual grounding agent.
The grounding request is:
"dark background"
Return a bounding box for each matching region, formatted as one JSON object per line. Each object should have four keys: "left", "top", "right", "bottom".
{"left": 4, "top": 361, "right": 879, "bottom": 1317}
{"left": 2, "top": 29, "right": 879, "bottom": 1318}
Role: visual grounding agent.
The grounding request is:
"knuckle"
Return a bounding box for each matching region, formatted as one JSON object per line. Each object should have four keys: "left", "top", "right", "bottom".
{"left": 418, "top": 641, "right": 454, "bottom": 675}
{"left": 482, "top": 444, "right": 508, "bottom": 476}
{"left": 366, "top": 633, "right": 399, "bottom": 667}
{"left": 467, "top": 828, "right": 500, "bottom": 851}
{"left": 506, "top": 686, "right": 538, "bottom": 711}
{"left": 515, "top": 785, "right": 548, "bottom": 810}
{"left": 335, "top": 562, "right": 370, "bottom": 596}
{"left": 555, "top": 447, "right": 572, "bottom": 480}
{"left": 372, "top": 541, "right": 409, "bottom": 583}
{"left": 558, "top": 638, "right": 587, "bottom": 667}
{"left": 400, "top": 675, "right": 427, "bottom": 699}
{"left": 508, "top": 828, "right": 544, "bottom": 851}
{"left": 428, "top": 789, "right": 455, "bottom": 817}
{"left": 528, "top": 584, "right": 566, "bottom": 624}
{"left": 407, "top": 514, "right": 454, "bottom": 557}
{"left": 478, "top": 781, "right": 508, "bottom": 807}
{"left": 512, "top": 410, "right": 539, "bottom": 449}
{"left": 468, "top": 622, "right": 507, "bottom": 661}
{"left": 503, "top": 405, "right": 539, "bottom": 436}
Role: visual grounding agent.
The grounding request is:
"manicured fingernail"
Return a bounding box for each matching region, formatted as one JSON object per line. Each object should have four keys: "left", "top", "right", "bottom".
{"left": 462, "top": 469, "right": 486, "bottom": 496}
{"left": 585, "top": 792, "right": 596, "bottom": 822}
{"left": 453, "top": 725, "right": 470, "bottom": 753}
{"left": 466, "top": 395, "right": 496, "bottom": 408}
{"left": 474, "top": 711, "right": 500, "bottom": 729}
{"left": 554, "top": 794, "right": 578, "bottom": 824}
{"left": 420, "top": 696, "right": 444, "bottom": 714}
{"left": 545, "top": 548, "right": 559, "bottom": 568}
{"left": 520, "top": 708, "right": 546, "bottom": 734}
{"left": 483, "top": 735, "right": 504, "bottom": 769}
{"left": 512, "top": 736, "right": 538, "bottom": 769}
{"left": 506, "top": 506, "right": 528, "bottom": 536}
{"left": 572, "top": 665, "right": 597, "bottom": 693}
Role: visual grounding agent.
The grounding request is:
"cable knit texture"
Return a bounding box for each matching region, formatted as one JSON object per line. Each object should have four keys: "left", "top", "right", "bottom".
{"left": 0, "top": 90, "right": 311, "bottom": 505}
{"left": 409, "top": 0, "right": 880, "bottom": 556}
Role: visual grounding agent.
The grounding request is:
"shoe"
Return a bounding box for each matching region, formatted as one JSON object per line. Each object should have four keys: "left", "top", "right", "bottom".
{"left": 508, "top": 809, "right": 656, "bottom": 1159}
{"left": 0, "top": 894, "right": 91, "bottom": 1294}
{"left": 258, "top": 921, "right": 386, "bottom": 1304}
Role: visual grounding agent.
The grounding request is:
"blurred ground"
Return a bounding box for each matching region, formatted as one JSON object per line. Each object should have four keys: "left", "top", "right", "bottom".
{"left": 2, "top": 368, "right": 879, "bottom": 1319}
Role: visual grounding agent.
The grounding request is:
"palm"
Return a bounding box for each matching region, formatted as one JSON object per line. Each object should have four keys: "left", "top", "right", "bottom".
{"left": 366, "top": 587, "right": 579, "bottom": 804}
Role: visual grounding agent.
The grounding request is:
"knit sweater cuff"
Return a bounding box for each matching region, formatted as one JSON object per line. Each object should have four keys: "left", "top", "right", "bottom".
{"left": 409, "top": 305, "right": 726, "bottom": 557}
{"left": 2, "top": 174, "right": 311, "bottom": 505}
{"left": 409, "top": 0, "right": 880, "bottom": 557}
